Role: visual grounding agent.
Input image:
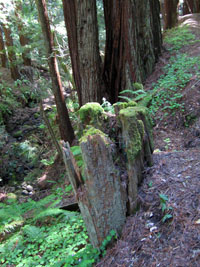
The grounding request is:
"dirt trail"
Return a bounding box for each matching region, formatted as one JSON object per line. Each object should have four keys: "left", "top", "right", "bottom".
{"left": 97, "top": 14, "right": 200, "bottom": 267}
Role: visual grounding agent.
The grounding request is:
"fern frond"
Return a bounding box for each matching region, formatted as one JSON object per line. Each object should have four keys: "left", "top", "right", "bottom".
{"left": 120, "top": 89, "right": 145, "bottom": 95}
{"left": 118, "top": 95, "right": 132, "bottom": 102}
{"left": 22, "top": 225, "right": 44, "bottom": 240}
{"left": 134, "top": 93, "right": 147, "bottom": 101}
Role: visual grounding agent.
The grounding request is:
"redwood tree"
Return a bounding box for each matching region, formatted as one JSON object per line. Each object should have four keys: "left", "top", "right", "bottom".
{"left": 103, "top": 0, "right": 162, "bottom": 103}
{"left": 183, "top": 0, "right": 200, "bottom": 14}
{"left": 3, "top": 23, "right": 20, "bottom": 80}
{"left": 163, "top": 0, "right": 179, "bottom": 30}
{"left": 0, "top": 26, "right": 7, "bottom": 67}
{"left": 35, "top": 0, "right": 75, "bottom": 144}
{"left": 63, "top": 0, "right": 162, "bottom": 105}
{"left": 14, "top": 0, "right": 31, "bottom": 66}
{"left": 0, "top": 2, "right": 20, "bottom": 80}
{"left": 62, "top": 0, "right": 104, "bottom": 106}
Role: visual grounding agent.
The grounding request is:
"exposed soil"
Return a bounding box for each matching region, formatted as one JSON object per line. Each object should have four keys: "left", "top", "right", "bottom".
{"left": 97, "top": 14, "right": 200, "bottom": 267}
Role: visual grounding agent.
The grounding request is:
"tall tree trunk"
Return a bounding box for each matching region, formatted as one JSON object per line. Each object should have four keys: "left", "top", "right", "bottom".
{"left": 103, "top": 0, "right": 162, "bottom": 103}
{"left": 150, "top": 0, "right": 162, "bottom": 61}
{"left": 0, "top": 26, "right": 7, "bottom": 67}
{"left": 103, "top": 0, "right": 124, "bottom": 103}
{"left": 35, "top": 0, "right": 75, "bottom": 144}
{"left": 62, "top": 0, "right": 82, "bottom": 106}
{"left": 14, "top": 0, "right": 31, "bottom": 66}
{"left": 163, "top": 0, "right": 179, "bottom": 30}
{"left": 3, "top": 24, "right": 20, "bottom": 80}
{"left": 183, "top": 0, "right": 200, "bottom": 14}
{"left": 62, "top": 0, "right": 104, "bottom": 105}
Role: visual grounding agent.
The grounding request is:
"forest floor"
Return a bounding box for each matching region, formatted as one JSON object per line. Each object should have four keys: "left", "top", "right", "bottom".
{"left": 97, "top": 14, "right": 200, "bottom": 267}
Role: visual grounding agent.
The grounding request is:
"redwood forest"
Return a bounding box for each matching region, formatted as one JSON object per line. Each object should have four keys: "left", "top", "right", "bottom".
{"left": 0, "top": 0, "right": 200, "bottom": 266}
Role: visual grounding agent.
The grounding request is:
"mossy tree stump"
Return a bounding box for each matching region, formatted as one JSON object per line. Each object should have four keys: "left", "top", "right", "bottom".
{"left": 62, "top": 131, "right": 126, "bottom": 248}
{"left": 62, "top": 102, "right": 154, "bottom": 248}
{"left": 119, "top": 106, "right": 153, "bottom": 213}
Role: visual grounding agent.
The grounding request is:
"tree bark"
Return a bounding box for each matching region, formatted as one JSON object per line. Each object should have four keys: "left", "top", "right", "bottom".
{"left": 0, "top": 26, "right": 7, "bottom": 67}
{"left": 163, "top": 0, "right": 179, "bottom": 30}
{"left": 3, "top": 24, "right": 20, "bottom": 80}
{"left": 35, "top": 0, "right": 75, "bottom": 144}
{"left": 14, "top": 0, "right": 31, "bottom": 66}
{"left": 150, "top": 0, "right": 162, "bottom": 61}
{"left": 103, "top": 0, "right": 162, "bottom": 103}
{"left": 63, "top": 136, "right": 127, "bottom": 248}
{"left": 62, "top": 0, "right": 104, "bottom": 105}
{"left": 183, "top": 0, "right": 200, "bottom": 14}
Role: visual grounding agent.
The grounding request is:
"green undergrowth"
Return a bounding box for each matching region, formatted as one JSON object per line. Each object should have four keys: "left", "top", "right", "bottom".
{"left": 0, "top": 78, "right": 39, "bottom": 125}
{"left": 149, "top": 53, "right": 200, "bottom": 120}
{"left": 0, "top": 185, "right": 114, "bottom": 266}
{"left": 147, "top": 25, "right": 200, "bottom": 121}
{"left": 164, "top": 25, "right": 197, "bottom": 51}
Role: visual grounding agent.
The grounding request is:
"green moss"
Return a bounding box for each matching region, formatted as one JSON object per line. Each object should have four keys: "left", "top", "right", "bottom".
{"left": 13, "top": 130, "right": 23, "bottom": 138}
{"left": 78, "top": 102, "right": 104, "bottom": 125}
{"left": 119, "top": 106, "right": 154, "bottom": 160}
{"left": 114, "top": 102, "right": 129, "bottom": 110}
{"left": 79, "top": 127, "right": 107, "bottom": 143}
{"left": 33, "top": 112, "right": 40, "bottom": 119}
{"left": 114, "top": 101, "right": 137, "bottom": 115}
{"left": 133, "top": 83, "right": 143, "bottom": 90}
{"left": 119, "top": 108, "right": 142, "bottom": 160}
{"left": 127, "top": 101, "right": 137, "bottom": 107}
{"left": 137, "top": 120, "right": 145, "bottom": 138}
{"left": 7, "top": 193, "right": 17, "bottom": 201}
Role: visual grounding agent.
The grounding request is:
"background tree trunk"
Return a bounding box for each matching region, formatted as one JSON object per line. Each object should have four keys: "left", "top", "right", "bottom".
{"left": 14, "top": 0, "right": 31, "bottom": 66}
{"left": 183, "top": 0, "right": 200, "bottom": 14}
{"left": 3, "top": 24, "right": 20, "bottom": 80}
{"left": 62, "top": 0, "right": 82, "bottom": 106}
{"left": 35, "top": 0, "right": 75, "bottom": 144}
{"left": 163, "top": 0, "right": 179, "bottom": 30}
{"left": 0, "top": 26, "right": 7, "bottom": 67}
{"left": 103, "top": 0, "right": 162, "bottom": 103}
{"left": 62, "top": 0, "right": 104, "bottom": 105}
{"left": 150, "top": 0, "right": 162, "bottom": 61}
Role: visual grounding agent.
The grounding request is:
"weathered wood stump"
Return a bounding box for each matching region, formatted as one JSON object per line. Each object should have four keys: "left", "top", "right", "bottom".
{"left": 63, "top": 131, "right": 126, "bottom": 248}
{"left": 119, "top": 106, "right": 153, "bottom": 213}
{"left": 62, "top": 102, "right": 154, "bottom": 248}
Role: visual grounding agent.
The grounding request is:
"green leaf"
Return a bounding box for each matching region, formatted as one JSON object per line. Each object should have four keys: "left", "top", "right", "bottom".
{"left": 71, "top": 146, "right": 81, "bottom": 156}
{"left": 161, "top": 203, "right": 167, "bottom": 212}
{"left": 118, "top": 95, "right": 132, "bottom": 102}
{"left": 159, "top": 194, "right": 168, "bottom": 202}
{"left": 162, "top": 214, "right": 173, "bottom": 222}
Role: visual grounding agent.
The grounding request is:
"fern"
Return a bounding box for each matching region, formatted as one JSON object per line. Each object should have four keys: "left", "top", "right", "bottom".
{"left": 118, "top": 95, "right": 132, "bottom": 102}
{"left": 22, "top": 225, "right": 44, "bottom": 240}
{"left": 120, "top": 89, "right": 145, "bottom": 95}
{"left": 119, "top": 85, "right": 148, "bottom": 103}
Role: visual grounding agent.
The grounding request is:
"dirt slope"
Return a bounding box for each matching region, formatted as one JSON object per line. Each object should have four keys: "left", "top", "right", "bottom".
{"left": 97, "top": 14, "right": 200, "bottom": 267}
